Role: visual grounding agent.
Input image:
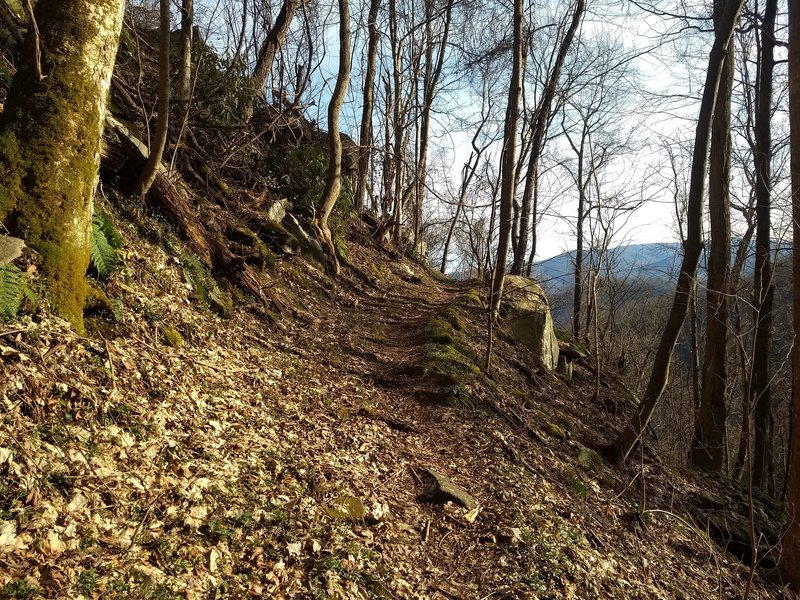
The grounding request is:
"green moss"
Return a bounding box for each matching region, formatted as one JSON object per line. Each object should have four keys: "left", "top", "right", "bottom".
{"left": 159, "top": 326, "right": 184, "bottom": 349}
{"left": 182, "top": 254, "right": 233, "bottom": 317}
{"left": 441, "top": 306, "right": 466, "bottom": 331}
{"left": 459, "top": 289, "right": 483, "bottom": 308}
{"left": 426, "top": 317, "right": 454, "bottom": 345}
{"left": 334, "top": 236, "right": 349, "bottom": 262}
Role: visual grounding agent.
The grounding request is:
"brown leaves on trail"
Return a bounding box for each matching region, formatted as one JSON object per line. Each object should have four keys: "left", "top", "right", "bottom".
{"left": 0, "top": 216, "right": 791, "bottom": 599}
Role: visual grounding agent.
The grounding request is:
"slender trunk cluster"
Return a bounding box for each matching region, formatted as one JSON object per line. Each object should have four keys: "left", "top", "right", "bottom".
{"left": 690, "top": 0, "right": 734, "bottom": 472}
{"left": 510, "top": 0, "right": 585, "bottom": 276}
{"left": 781, "top": 0, "right": 800, "bottom": 587}
{"left": 611, "top": 0, "right": 745, "bottom": 462}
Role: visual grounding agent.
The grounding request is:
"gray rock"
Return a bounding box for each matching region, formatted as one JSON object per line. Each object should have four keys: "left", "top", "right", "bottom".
{"left": 422, "top": 468, "right": 478, "bottom": 510}
{"left": 281, "top": 214, "right": 326, "bottom": 270}
{"left": 266, "top": 199, "right": 289, "bottom": 223}
{"left": 502, "top": 275, "right": 560, "bottom": 371}
{"left": 0, "top": 236, "right": 24, "bottom": 265}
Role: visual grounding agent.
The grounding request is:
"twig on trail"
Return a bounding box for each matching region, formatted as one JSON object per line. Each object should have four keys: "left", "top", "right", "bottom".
{"left": 0, "top": 328, "right": 28, "bottom": 338}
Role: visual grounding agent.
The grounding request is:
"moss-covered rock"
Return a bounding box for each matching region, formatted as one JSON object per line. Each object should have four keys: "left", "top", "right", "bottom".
{"left": 159, "top": 326, "right": 184, "bottom": 349}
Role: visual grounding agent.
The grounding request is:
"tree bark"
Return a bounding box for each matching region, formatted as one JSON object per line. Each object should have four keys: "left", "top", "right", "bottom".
{"left": 488, "top": 0, "right": 524, "bottom": 324}
{"left": 312, "top": 0, "right": 350, "bottom": 275}
{"left": 241, "top": 0, "right": 299, "bottom": 123}
{"left": 750, "top": 0, "right": 777, "bottom": 492}
{"left": 0, "top": 0, "right": 126, "bottom": 330}
{"left": 355, "top": 0, "right": 381, "bottom": 214}
{"left": 136, "top": 0, "right": 171, "bottom": 198}
{"left": 690, "top": 0, "right": 734, "bottom": 472}
{"left": 510, "top": 0, "right": 585, "bottom": 275}
{"left": 178, "top": 0, "right": 193, "bottom": 102}
{"left": 780, "top": 0, "right": 800, "bottom": 586}
{"left": 610, "top": 0, "right": 745, "bottom": 463}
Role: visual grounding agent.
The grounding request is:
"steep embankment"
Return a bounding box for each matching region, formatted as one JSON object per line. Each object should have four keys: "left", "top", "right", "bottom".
{"left": 0, "top": 207, "right": 791, "bottom": 598}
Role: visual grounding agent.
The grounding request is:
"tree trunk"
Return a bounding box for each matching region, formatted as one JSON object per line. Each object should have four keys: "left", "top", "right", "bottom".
{"left": 610, "top": 0, "right": 745, "bottom": 463}
{"left": 0, "top": 0, "right": 125, "bottom": 330}
{"left": 178, "top": 0, "right": 193, "bottom": 102}
{"left": 510, "top": 0, "right": 585, "bottom": 275}
{"left": 488, "top": 0, "right": 524, "bottom": 323}
{"left": 312, "top": 0, "right": 350, "bottom": 275}
{"left": 571, "top": 128, "right": 588, "bottom": 340}
{"left": 414, "top": 0, "right": 454, "bottom": 254}
{"left": 241, "top": 0, "right": 299, "bottom": 123}
{"left": 780, "top": 0, "right": 800, "bottom": 586}
{"left": 750, "top": 0, "right": 777, "bottom": 492}
{"left": 355, "top": 0, "right": 381, "bottom": 214}
{"left": 136, "top": 0, "right": 171, "bottom": 198}
{"left": 690, "top": 0, "right": 734, "bottom": 472}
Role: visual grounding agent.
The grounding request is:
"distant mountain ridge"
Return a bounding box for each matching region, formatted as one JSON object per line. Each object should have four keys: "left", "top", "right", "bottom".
{"left": 532, "top": 242, "right": 684, "bottom": 293}
{"left": 532, "top": 239, "right": 791, "bottom": 295}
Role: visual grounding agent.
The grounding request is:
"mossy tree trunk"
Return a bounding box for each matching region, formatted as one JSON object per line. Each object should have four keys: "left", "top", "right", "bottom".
{"left": 0, "top": 0, "right": 126, "bottom": 330}
{"left": 312, "top": 0, "right": 350, "bottom": 275}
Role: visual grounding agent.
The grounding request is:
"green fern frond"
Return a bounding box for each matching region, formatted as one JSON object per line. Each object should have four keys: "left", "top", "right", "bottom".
{"left": 90, "top": 213, "right": 121, "bottom": 278}
{"left": 0, "top": 265, "right": 23, "bottom": 321}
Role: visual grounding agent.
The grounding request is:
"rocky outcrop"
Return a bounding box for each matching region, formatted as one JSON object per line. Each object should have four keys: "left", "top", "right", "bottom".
{"left": 502, "top": 275, "right": 560, "bottom": 371}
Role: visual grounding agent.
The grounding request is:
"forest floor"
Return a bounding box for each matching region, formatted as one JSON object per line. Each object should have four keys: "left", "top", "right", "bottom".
{"left": 0, "top": 206, "right": 794, "bottom": 599}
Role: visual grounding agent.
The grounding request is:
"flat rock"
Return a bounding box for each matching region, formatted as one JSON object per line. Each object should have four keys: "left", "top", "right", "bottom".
{"left": 422, "top": 468, "right": 478, "bottom": 510}
{"left": 0, "top": 236, "right": 24, "bottom": 265}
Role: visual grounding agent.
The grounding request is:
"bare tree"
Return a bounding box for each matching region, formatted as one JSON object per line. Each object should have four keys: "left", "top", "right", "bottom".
{"left": 312, "top": 0, "right": 351, "bottom": 275}
{"left": 136, "top": 0, "right": 171, "bottom": 198}
{"left": 178, "top": 0, "right": 194, "bottom": 102}
{"left": 242, "top": 0, "right": 300, "bottom": 122}
{"left": 749, "top": 0, "right": 778, "bottom": 491}
{"left": 355, "top": 0, "right": 381, "bottom": 214}
{"left": 781, "top": 0, "right": 800, "bottom": 586}
{"left": 487, "top": 0, "right": 524, "bottom": 325}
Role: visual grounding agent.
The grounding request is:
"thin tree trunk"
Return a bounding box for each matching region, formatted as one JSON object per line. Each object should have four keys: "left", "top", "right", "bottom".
{"left": 571, "top": 130, "right": 587, "bottom": 340}
{"left": 178, "top": 0, "right": 193, "bottom": 102}
{"left": 312, "top": 0, "right": 350, "bottom": 275}
{"left": 750, "top": 0, "right": 777, "bottom": 492}
{"left": 136, "top": 0, "right": 171, "bottom": 198}
{"left": 510, "top": 0, "right": 585, "bottom": 275}
{"left": 355, "top": 0, "right": 381, "bottom": 214}
{"left": 779, "top": 0, "right": 800, "bottom": 586}
{"left": 691, "top": 0, "right": 734, "bottom": 472}
{"left": 488, "top": 0, "right": 524, "bottom": 326}
{"left": 610, "top": 0, "right": 745, "bottom": 463}
{"left": 414, "top": 0, "right": 454, "bottom": 252}
{"left": 0, "top": 0, "right": 125, "bottom": 330}
{"left": 241, "top": 0, "right": 299, "bottom": 123}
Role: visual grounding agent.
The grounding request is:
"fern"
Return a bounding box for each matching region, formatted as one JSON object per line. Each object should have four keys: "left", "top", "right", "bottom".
{"left": 90, "top": 212, "right": 122, "bottom": 278}
{"left": 0, "top": 265, "right": 23, "bottom": 321}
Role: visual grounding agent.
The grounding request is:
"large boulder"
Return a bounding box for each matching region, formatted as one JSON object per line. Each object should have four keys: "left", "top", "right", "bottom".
{"left": 502, "top": 275, "right": 560, "bottom": 371}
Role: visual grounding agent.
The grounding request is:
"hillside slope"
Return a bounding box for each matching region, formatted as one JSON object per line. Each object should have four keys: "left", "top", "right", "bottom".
{"left": 0, "top": 207, "right": 792, "bottom": 599}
